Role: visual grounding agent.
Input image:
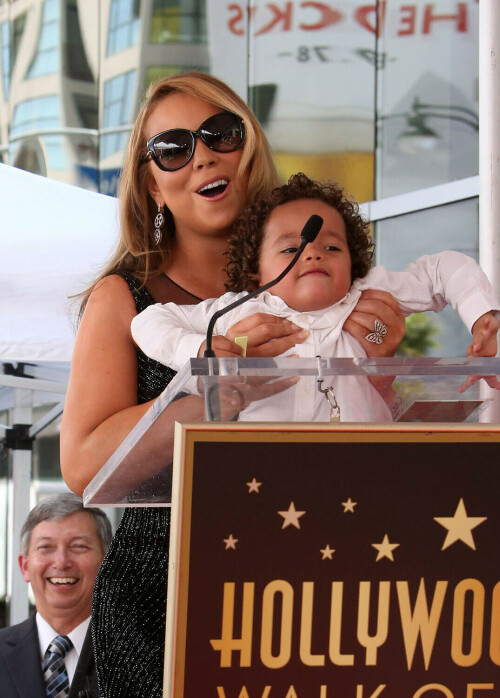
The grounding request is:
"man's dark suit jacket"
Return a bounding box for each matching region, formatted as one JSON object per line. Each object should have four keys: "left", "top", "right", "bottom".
{"left": 0, "top": 614, "right": 99, "bottom": 698}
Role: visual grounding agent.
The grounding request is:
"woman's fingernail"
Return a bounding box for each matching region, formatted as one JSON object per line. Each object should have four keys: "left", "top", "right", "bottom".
{"left": 297, "top": 330, "right": 310, "bottom": 340}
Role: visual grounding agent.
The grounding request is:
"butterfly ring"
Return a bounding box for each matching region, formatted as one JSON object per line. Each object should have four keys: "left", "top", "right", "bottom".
{"left": 365, "top": 318, "right": 388, "bottom": 344}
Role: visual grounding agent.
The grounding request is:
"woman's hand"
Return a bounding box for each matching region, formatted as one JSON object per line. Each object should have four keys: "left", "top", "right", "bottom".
{"left": 214, "top": 375, "right": 300, "bottom": 420}
{"left": 343, "top": 290, "right": 405, "bottom": 357}
{"left": 225, "top": 313, "right": 309, "bottom": 357}
{"left": 344, "top": 290, "right": 405, "bottom": 411}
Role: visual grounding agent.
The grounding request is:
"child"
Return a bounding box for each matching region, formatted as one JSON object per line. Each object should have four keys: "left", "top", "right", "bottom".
{"left": 131, "top": 173, "right": 499, "bottom": 421}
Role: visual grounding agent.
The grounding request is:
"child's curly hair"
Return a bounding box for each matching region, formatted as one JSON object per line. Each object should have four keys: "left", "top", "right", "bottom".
{"left": 226, "top": 172, "right": 374, "bottom": 292}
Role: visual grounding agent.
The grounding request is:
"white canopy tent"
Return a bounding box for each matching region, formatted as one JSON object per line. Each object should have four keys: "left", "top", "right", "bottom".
{"left": 0, "top": 163, "right": 119, "bottom": 365}
{"left": 0, "top": 163, "right": 118, "bottom": 623}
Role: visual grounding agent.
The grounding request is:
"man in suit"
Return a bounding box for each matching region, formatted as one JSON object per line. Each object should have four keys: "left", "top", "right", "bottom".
{"left": 0, "top": 493, "right": 112, "bottom": 697}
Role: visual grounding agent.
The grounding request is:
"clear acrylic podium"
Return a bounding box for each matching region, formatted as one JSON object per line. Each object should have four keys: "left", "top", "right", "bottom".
{"left": 83, "top": 356, "right": 500, "bottom": 507}
{"left": 83, "top": 357, "right": 500, "bottom": 697}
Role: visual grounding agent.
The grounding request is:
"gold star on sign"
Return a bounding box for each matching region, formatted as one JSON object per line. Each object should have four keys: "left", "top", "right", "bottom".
{"left": 223, "top": 534, "right": 238, "bottom": 550}
{"left": 342, "top": 498, "right": 357, "bottom": 513}
{"left": 246, "top": 477, "right": 262, "bottom": 493}
{"left": 434, "top": 498, "right": 487, "bottom": 550}
{"left": 372, "top": 534, "right": 400, "bottom": 562}
{"left": 320, "top": 544, "right": 335, "bottom": 560}
{"left": 278, "top": 501, "right": 306, "bottom": 529}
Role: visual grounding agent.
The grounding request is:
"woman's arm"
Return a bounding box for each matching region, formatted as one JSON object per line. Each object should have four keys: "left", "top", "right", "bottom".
{"left": 60, "top": 275, "right": 204, "bottom": 495}
{"left": 342, "top": 289, "right": 406, "bottom": 408}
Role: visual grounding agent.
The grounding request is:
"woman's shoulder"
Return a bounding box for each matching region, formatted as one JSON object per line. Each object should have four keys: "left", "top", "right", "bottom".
{"left": 93, "top": 272, "right": 136, "bottom": 292}
{"left": 92, "top": 272, "right": 138, "bottom": 301}
{"left": 85, "top": 273, "right": 139, "bottom": 323}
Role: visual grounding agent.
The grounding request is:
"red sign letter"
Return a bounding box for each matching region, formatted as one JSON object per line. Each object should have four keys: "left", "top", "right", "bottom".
{"left": 256, "top": 2, "right": 293, "bottom": 35}
{"left": 398, "top": 5, "right": 416, "bottom": 36}
{"left": 423, "top": 3, "right": 467, "bottom": 34}
{"left": 299, "top": 2, "right": 343, "bottom": 31}
{"left": 228, "top": 4, "right": 244, "bottom": 35}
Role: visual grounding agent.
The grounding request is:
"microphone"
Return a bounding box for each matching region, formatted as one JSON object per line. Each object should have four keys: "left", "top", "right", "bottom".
{"left": 204, "top": 214, "right": 323, "bottom": 357}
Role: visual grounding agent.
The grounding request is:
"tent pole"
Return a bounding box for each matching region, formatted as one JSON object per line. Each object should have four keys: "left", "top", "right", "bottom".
{"left": 8, "top": 388, "right": 33, "bottom": 625}
{"left": 478, "top": 0, "right": 500, "bottom": 421}
{"left": 479, "top": 0, "right": 500, "bottom": 291}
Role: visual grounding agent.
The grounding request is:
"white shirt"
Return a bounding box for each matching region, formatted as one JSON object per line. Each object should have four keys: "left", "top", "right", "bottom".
{"left": 36, "top": 613, "right": 90, "bottom": 685}
{"left": 131, "top": 251, "right": 499, "bottom": 422}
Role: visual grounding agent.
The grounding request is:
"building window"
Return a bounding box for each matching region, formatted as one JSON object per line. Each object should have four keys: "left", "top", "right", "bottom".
{"left": 107, "top": 0, "right": 141, "bottom": 56}
{"left": 65, "top": 0, "right": 94, "bottom": 82}
{"left": 101, "top": 71, "right": 136, "bottom": 158}
{"left": 150, "top": 0, "right": 206, "bottom": 44}
{"left": 145, "top": 64, "right": 204, "bottom": 88}
{"left": 10, "top": 95, "right": 60, "bottom": 137}
{"left": 10, "top": 95, "right": 67, "bottom": 170}
{"left": 73, "top": 94, "right": 98, "bottom": 130}
{"left": 11, "top": 12, "right": 27, "bottom": 79}
{"left": 26, "top": 0, "right": 60, "bottom": 79}
{"left": 1, "top": 21, "right": 9, "bottom": 100}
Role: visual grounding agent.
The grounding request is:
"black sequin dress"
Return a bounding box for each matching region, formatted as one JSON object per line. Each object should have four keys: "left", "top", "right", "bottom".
{"left": 92, "top": 272, "right": 199, "bottom": 698}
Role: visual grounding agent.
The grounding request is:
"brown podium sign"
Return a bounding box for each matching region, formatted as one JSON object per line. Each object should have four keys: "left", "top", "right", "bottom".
{"left": 164, "top": 424, "right": 500, "bottom": 698}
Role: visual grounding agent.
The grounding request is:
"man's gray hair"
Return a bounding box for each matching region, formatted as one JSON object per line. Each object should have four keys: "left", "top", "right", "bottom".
{"left": 20, "top": 492, "right": 113, "bottom": 556}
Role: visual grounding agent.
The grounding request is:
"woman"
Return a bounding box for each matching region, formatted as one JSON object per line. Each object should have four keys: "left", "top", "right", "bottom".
{"left": 60, "top": 72, "right": 404, "bottom": 696}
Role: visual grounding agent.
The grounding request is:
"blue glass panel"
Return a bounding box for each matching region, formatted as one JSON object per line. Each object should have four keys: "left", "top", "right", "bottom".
{"left": 106, "top": 0, "right": 140, "bottom": 56}
{"left": 45, "top": 134, "right": 69, "bottom": 170}
{"left": 116, "top": 26, "right": 128, "bottom": 52}
{"left": 10, "top": 95, "right": 60, "bottom": 137}
{"left": 108, "top": 103, "right": 121, "bottom": 125}
{"left": 39, "top": 22, "right": 58, "bottom": 49}
{"left": 9, "top": 94, "right": 67, "bottom": 169}
{"left": 44, "top": 0, "right": 59, "bottom": 22}
{"left": 26, "top": 0, "right": 60, "bottom": 78}
{"left": 117, "top": 0, "right": 132, "bottom": 24}
{"left": 132, "top": 18, "right": 140, "bottom": 45}
{"left": 110, "top": 2, "right": 119, "bottom": 23}
{"left": 101, "top": 71, "right": 136, "bottom": 156}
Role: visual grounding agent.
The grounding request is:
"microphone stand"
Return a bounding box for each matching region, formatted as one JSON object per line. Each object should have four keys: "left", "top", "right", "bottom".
{"left": 202, "top": 214, "right": 323, "bottom": 421}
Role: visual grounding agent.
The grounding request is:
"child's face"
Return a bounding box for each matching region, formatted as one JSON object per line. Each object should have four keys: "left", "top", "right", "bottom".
{"left": 258, "top": 198, "right": 352, "bottom": 312}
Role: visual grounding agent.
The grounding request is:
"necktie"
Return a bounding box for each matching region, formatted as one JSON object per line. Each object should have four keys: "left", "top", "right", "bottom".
{"left": 42, "top": 634, "right": 73, "bottom": 698}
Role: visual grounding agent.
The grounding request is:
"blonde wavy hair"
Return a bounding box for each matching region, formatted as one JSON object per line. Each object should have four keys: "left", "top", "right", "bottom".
{"left": 79, "top": 71, "right": 280, "bottom": 313}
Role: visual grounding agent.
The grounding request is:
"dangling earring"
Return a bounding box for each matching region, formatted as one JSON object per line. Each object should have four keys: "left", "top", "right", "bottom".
{"left": 154, "top": 203, "right": 165, "bottom": 245}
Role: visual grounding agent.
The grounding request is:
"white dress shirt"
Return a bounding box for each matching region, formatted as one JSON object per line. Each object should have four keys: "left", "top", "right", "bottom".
{"left": 36, "top": 613, "right": 90, "bottom": 685}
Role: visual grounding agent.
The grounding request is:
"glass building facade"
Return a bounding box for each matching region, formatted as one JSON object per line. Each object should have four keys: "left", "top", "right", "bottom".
{"left": 0, "top": 0, "right": 482, "bottom": 620}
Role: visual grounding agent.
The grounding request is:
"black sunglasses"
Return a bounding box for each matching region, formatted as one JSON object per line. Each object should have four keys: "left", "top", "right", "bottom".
{"left": 146, "top": 111, "right": 246, "bottom": 172}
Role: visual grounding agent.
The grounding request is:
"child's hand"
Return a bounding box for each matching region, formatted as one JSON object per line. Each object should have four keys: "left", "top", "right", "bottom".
{"left": 467, "top": 311, "right": 499, "bottom": 357}
{"left": 198, "top": 336, "right": 245, "bottom": 358}
{"left": 460, "top": 311, "right": 500, "bottom": 393}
